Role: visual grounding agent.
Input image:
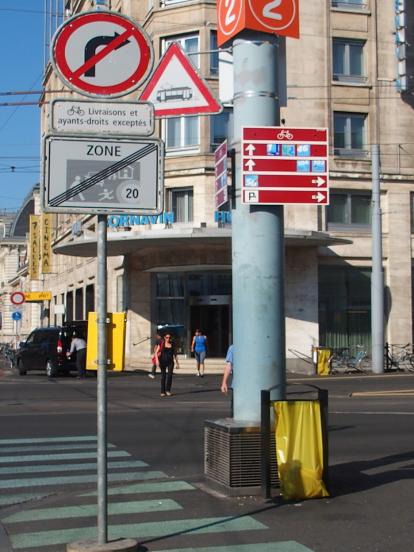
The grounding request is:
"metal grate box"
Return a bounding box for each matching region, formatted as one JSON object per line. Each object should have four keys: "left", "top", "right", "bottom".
{"left": 204, "top": 418, "right": 279, "bottom": 495}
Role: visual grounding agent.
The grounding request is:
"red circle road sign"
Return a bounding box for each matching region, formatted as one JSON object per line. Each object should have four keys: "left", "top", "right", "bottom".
{"left": 10, "top": 291, "right": 25, "bottom": 306}
{"left": 51, "top": 11, "right": 153, "bottom": 98}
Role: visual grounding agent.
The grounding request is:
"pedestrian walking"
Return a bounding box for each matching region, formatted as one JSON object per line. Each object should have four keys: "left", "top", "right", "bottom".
{"left": 221, "top": 344, "right": 233, "bottom": 394}
{"left": 191, "top": 329, "right": 208, "bottom": 377}
{"left": 67, "top": 332, "right": 87, "bottom": 379}
{"left": 149, "top": 332, "right": 162, "bottom": 379}
{"left": 221, "top": 344, "right": 234, "bottom": 416}
{"left": 155, "top": 333, "right": 179, "bottom": 397}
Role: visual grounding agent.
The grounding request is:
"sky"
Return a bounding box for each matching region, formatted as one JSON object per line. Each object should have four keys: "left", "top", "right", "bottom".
{"left": 0, "top": 1, "right": 44, "bottom": 212}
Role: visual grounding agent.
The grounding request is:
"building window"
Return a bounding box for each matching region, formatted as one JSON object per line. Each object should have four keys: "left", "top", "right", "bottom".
{"left": 411, "top": 193, "right": 414, "bottom": 234}
{"left": 331, "top": 0, "right": 366, "bottom": 9}
{"left": 210, "top": 31, "right": 219, "bottom": 75}
{"left": 327, "top": 191, "right": 371, "bottom": 229}
{"left": 333, "top": 39, "right": 365, "bottom": 83}
{"left": 164, "top": 34, "right": 199, "bottom": 68}
{"left": 167, "top": 188, "right": 193, "bottom": 223}
{"left": 163, "top": 34, "right": 200, "bottom": 152}
{"left": 334, "top": 112, "right": 367, "bottom": 157}
{"left": 166, "top": 116, "right": 199, "bottom": 150}
{"left": 319, "top": 265, "right": 371, "bottom": 352}
{"left": 211, "top": 108, "right": 231, "bottom": 152}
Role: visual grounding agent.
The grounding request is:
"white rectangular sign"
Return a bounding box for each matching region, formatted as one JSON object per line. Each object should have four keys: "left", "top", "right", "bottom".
{"left": 51, "top": 100, "right": 154, "bottom": 136}
{"left": 43, "top": 135, "right": 164, "bottom": 215}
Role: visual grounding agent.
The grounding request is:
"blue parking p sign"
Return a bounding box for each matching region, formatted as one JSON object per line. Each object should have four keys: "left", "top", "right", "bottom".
{"left": 11, "top": 311, "right": 22, "bottom": 321}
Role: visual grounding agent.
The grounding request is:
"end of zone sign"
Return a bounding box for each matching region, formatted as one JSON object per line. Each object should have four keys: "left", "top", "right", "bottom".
{"left": 242, "top": 126, "right": 329, "bottom": 206}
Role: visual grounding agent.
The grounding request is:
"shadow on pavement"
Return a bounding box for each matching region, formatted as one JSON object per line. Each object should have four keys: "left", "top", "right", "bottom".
{"left": 329, "top": 449, "right": 414, "bottom": 496}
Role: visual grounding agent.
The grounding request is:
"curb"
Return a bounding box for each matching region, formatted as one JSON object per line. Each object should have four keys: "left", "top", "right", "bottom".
{"left": 66, "top": 538, "right": 138, "bottom": 552}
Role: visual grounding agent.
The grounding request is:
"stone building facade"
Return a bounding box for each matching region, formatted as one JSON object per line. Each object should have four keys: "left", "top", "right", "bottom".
{"left": 1, "top": 0, "right": 413, "bottom": 373}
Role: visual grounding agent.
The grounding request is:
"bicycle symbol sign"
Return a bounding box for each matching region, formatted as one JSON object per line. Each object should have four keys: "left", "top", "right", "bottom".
{"left": 277, "top": 129, "right": 293, "bottom": 140}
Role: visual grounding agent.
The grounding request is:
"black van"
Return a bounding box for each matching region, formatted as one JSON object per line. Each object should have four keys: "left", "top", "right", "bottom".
{"left": 15, "top": 322, "right": 87, "bottom": 378}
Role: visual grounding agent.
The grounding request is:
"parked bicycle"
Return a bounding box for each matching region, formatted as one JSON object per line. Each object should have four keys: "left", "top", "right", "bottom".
{"left": 330, "top": 346, "right": 368, "bottom": 374}
{"left": 384, "top": 343, "right": 414, "bottom": 372}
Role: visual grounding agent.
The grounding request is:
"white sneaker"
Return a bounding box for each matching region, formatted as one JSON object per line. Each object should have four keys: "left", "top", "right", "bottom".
{"left": 196, "top": 372, "right": 200, "bottom": 376}
{"left": 148, "top": 373, "right": 155, "bottom": 379}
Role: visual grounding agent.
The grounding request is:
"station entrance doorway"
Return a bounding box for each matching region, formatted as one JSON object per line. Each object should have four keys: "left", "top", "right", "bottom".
{"left": 190, "top": 303, "right": 230, "bottom": 357}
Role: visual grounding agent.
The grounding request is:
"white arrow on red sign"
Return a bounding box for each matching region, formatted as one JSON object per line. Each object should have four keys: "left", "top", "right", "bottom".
{"left": 241, "top": 126, "right": 329, "bottom": 206}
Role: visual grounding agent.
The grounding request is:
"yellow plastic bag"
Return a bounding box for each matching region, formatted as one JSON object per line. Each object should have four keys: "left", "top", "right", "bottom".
{"left": 274, "top": 400, "right": 329, "bottom": 500}
{"left": 317, "top": 348, "right": 331, "bottom": 376}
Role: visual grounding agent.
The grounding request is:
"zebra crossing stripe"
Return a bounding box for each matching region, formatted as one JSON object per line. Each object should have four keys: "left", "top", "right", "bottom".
{"left": 160, "top": 544, "right": 314, "bottom": 552}
{"left": 0, "top": 443, "right": 115, "bottom": 454}
{"left": 10, "top": 516, "right": 267, "bottom": 549}
{"left": 0, "top": 450, "right": 129, "bottom": 463}
{"left": 0, "top": 493, "right": 50, "bottom": 507}
{"left": 0, "top": 460, "right": 147, "bottom": 475}
{"left": 83, "top": 480, "right": 195, "bottom": 496}
{"left": 0, "top": 470, "right": 167, "bottom": 489}
{"left": 2, "top": 498, "right": 182, "bottom": 523}
{"left": 0, "top": 436, "right": 97, "bottom": 445}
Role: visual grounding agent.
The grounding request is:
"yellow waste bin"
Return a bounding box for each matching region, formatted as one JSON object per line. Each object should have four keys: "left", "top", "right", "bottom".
{"left": 273, "top": 399, "right": 329, "bottom": 500}
{"left": 312, "top": 346, "right": 332, "bottom": 376}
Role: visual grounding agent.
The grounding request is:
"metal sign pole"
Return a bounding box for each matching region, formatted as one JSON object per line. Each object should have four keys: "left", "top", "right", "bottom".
{"left": 97, "top": 214, "right": 108, "bottom": 544}
{"left": 371, "top": 144, "right": 384, "bottom": 374}
{"left": 232, "top": 33, "right": 286, "bottom": 422}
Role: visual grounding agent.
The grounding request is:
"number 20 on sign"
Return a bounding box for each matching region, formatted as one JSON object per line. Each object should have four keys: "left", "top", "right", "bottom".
{"left": 217, "top": 0, "right": 300, "bottom": 47}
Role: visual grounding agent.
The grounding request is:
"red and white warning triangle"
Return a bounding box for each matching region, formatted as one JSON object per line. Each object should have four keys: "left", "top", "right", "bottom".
{"left": 140, "top": 42, "right": 222, "bottom": 117}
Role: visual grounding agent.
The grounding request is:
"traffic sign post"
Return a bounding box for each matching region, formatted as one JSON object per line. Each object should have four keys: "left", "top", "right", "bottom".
{"left": 51, "top": 11, "right": 153, "bottom": 98}
{"left": 43, "top": 135, "right": 164, "bottom": 215}
{"left": 50, "top": 9, "right": 153, "bottom": 549}
{"left": 241, "top": 126, "right": 329, "bottom": 205}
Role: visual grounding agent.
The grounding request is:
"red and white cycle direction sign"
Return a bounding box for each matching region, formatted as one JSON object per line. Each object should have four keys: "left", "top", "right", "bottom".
{"left": 51, "top": 11, "right": 153, "bottom": 98}
{"left": 214, "top": 140, "right": 228, "bottom": 209}
{"left": 242, "top": 126, "right": 329, "bottom": 205}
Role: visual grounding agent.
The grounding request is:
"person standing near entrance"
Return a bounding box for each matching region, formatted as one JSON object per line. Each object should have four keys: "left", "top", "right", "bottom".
{"left": 191, "top": 329, "right": 208, "bottom": 377}
{"left": 67, "top": 332, "right": 87, "bottom": 379}
{"left": 155, "top": 334, "right": 179, "bottom": 397}
{"left": 149, "top": 332, "right": 162, "bottom": 379}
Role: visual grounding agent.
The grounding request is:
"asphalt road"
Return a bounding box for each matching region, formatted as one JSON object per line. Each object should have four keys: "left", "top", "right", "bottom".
{"left": 0, "top": 361, "right": 413, "bottom": 552}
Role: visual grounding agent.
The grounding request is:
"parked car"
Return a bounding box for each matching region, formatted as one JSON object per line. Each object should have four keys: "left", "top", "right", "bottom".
{"left": 15, "top": 322, "right": 87, "bottom": 378}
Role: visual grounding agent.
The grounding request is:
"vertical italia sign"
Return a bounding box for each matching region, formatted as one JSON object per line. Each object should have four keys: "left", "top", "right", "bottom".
{"left": 29, "top": 215, "right": 40, "bottom": 280}
{"left": 41, "top": 213, "right": 53, "bottom": 274}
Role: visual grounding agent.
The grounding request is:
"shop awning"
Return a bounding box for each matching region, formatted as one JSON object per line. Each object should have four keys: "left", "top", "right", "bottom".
{"left": 53, "top": 226, "right": 351, "bottom": 257}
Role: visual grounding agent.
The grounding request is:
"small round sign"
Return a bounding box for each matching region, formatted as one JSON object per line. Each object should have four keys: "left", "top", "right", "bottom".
{"left": 12, "top": 311, "right": 22, "bottom": 321}
{"left": 10, "top": 291, "right": 25, "bottom": 306}
{"left": 51, "top": 11, "right": 154, "bottom": 98}
{"left": 116, "top": 180, "right": 140, "bottom": 203}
